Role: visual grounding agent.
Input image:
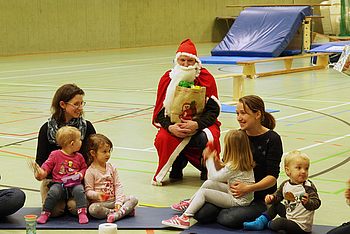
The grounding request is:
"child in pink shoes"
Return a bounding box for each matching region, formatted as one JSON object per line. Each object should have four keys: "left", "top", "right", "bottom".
{"left": 162, "top": 130, "right": 255, "bottom": 229}
{"left": 31, "top": 126, "right": 89, "bottom": 224}
{"left": 84, "top": 134, "right": 138, "bottom": 223}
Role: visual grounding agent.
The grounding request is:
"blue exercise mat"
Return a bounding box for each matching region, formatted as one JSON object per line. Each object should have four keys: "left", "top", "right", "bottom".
{"left": 181, "top": 222, "right": 336, "bottom": 234}
{"left": 308, "top": 41, "right": 350, "bottom": 53}
{"left": 212, "top": 6, "right": 311, "bottom": 57}
{"left": 221, "top": 104, "right": 279, "bottom": 114}
{"left": 200, "top": 50, "right": 302, "bottom": 65}
{"left": 0, "top": 207, "right": 176, "bottom": 230}
{"left": 200, "top": 56, "right": 267, "bottom": 65}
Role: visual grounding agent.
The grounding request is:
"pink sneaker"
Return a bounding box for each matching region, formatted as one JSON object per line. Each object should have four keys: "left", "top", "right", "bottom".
{"left": 77, "top": 208, "right": 89, "bottom": 224}
{"left": 37, "top": 211, "right": 51, "bottom": 224}
{"left": 171, "top": 199, "right": 190, "bottom": 212}
{"left": 161, "top": 215, "right": 190, "bottom": 229}
{"left": 107, "top": 212, "right": 117, "bottom": 223}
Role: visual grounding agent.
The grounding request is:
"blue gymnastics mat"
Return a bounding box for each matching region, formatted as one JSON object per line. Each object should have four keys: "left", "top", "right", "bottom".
{"left": 221, "top": 104, "right": 279, "bottom": 114}
{"left": 309, "top": 41, "right": 350, "bottom": 53}
{"left": 0, "top": 206, "right": 176, "bottom": 230}
{"left": 212, "top": 6, "right": 311, "bottom": 57}
{"left": 181, "top": 222, "right": 336, "bottom": 234}
{"left": 200, "top": 50, "right": 301, "bottom": 65}
{"left": 200, "top": 56, "right": 267, "bottom": 65}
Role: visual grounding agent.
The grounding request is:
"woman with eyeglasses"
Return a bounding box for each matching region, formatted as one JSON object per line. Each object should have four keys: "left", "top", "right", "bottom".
{"left": 35, "top": 83, "right": 96, "bottom": 217}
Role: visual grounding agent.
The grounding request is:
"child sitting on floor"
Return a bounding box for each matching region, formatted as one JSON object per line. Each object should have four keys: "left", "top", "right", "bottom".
{"left": 162, "top": 129, "right": 255, "bottom": 229}
{"left": 244, "top": 150, "right": 321, "bottom": 234}
{"left": 84, "top": 133, "right": 138, "bottom": 223}
{"left": 32, "top": 126, "right": 89, "bottom": 224}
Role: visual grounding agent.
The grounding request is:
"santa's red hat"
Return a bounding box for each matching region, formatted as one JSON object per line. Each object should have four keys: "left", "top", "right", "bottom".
{"left": 175, "top": 38, "right": 202, "bottom": 66}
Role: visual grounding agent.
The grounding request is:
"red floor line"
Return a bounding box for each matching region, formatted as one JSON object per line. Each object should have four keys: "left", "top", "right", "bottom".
{"left": 0, "top": 131, "right": 38, "bottom": 137}
{"left": 93, "top": 112, "right": 151, "bottom": 123}
{"left": 0, "top": 149, "right": 34, "bottom": 159}
{"left": 0, "top": 115, "right": 44, "bottom": 124}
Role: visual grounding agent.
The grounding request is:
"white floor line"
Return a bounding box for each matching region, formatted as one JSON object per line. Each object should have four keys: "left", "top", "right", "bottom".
{"left": 0, "top": 135, "right": 29, "bottom": 140}
{"left": 296, "top": 133, "right": 350, "bottom": 152}
{"left": 277, "top": 102, "right": 350, "bottom": 120}
{"left": 0, "top": 56, "right": 172, "bottom": 74}
{"left": 266, "top": 97, "right": 345, "bottom": 103}
{"left": 0, "top": 62, "right": 168, "bottom": 81}
{"left": 114, "top": 146, "right": 156, "bottom": 152}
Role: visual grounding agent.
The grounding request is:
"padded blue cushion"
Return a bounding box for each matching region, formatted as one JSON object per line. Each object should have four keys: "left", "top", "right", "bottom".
{"left": 212, "top": 6, "right": 312, "bottom": 57}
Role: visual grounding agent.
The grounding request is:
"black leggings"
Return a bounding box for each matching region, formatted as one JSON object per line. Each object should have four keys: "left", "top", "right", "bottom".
{"left": 194, "top": 200, "right": 267, "bottom": 228}
{"left": 269, "top": 217, "right": 309, "bottom": 234}
{"left": 327, "top": 222, "right": 350, "bottom": 234}
{"left": 266, "top": 202, "right": 309, "bottom": 234}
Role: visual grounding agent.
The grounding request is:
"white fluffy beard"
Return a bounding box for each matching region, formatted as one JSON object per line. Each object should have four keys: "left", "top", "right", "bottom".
{"left": 163, "top": 63, "right": 200, "bottom": 116}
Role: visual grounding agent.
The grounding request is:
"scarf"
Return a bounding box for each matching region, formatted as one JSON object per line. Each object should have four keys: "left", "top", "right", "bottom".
{"left": 47, "top": 117, "right": 87, "bottom": 145}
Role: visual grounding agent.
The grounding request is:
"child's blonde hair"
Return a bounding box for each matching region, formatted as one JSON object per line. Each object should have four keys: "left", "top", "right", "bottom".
{"left": 87, "top": 134, "right": 113, "bottom": 165}
{"left": 284, "top": 150, "right": 310, "bottom": 168}
{"left": 222, "top": 129, "right": 255, "bottom": 171}
{"left": 56, "top": 126, "right": 81, "bottom": 148}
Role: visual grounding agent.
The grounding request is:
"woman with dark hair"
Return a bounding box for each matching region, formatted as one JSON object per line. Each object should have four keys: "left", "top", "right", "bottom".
{"left": 35, "top": 84, "right": 96, "bottom": 217}
{"left": 194, "top": 95, "right": 283, "bottom": 229}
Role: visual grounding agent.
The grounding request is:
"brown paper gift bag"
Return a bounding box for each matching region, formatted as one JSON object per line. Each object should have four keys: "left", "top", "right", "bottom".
{"left": 170, "top": 86, "right": 206, "bottom": 123}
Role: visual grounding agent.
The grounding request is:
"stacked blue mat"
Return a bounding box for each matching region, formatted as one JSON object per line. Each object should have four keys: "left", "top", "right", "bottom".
{"left": 211, "top": 6, "right": 312, "bottom": 57}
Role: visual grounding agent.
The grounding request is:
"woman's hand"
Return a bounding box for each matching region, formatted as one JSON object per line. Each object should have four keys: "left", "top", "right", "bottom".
{"left": 230, "top": 181, "right": 251, "bottom": 198}
{"left": 265, "top": 194, "right": 275, "bottom": 204}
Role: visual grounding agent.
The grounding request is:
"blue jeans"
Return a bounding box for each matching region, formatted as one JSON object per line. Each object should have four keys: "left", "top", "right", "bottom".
{"left": 194, "top": 200, "right": 267, "bottom": 229}
{"left": 0, "top": 188, "right": 25, "bottom": 217}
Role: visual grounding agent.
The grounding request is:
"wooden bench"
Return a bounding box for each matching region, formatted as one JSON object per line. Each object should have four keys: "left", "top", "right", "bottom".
{"left": 236, "top": 53, "right": 330, "bottom": 78}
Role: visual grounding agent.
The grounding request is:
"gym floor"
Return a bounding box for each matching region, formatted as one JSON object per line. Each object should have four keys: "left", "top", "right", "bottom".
{"left": 0, "top": 42, "right": 349, "bottom": 233}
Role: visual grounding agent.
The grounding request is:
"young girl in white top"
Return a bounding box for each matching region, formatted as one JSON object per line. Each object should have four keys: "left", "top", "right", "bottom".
{"left": 162, "top": 129, "right": 255, "bottom": 229}
{"left": 84, "top": 134, "right": 138, "bottom": 223}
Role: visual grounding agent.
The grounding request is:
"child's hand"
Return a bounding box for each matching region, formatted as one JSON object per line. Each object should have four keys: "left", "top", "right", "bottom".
{"left": 114, "top": 204, "right": 121, "bottom": 212}
{"left": 76, "top": 172, "right": 83, "bottom": 180}
{"left": 346, "top": 179, "right": 350, "bottom": 199}
{"left": 346, "top": 188, "right": 350, "bottom": 201}
{"left": 203, "top": 147, "right": 216, "bottom": 161}
{"left": 35, "top": 168, "right": 47, "bottom": 181}
{"left": 28, "top": 160, "right": 46, "bottom": 181}
{"left": 345, "top": 179, "right": 350, "bottom": 205}
{"left": 301, "top": 193, "right": 309, "bottom": 205}
{"left": 265, "top": 194, "right": 275, "bottom": 204}
{"left": 206, "top": 141, "right": 215, "bottom": 151}
{"left": 97, "top": 192, "right": 110, "bottom": 201}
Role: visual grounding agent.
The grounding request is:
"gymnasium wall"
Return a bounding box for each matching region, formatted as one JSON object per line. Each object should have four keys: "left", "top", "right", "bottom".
{"left": 0, "top": 0, "right": 323, "bottom": 56}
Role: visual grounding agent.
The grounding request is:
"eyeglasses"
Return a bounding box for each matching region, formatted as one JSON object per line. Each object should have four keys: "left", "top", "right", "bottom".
{"left": 65, "top": 101, "right": 86, "bottom": 109}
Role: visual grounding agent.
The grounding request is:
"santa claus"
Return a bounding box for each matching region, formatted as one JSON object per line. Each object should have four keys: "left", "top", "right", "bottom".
{"left": 152, "top": 39, "right": 221, "bottom": 186}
